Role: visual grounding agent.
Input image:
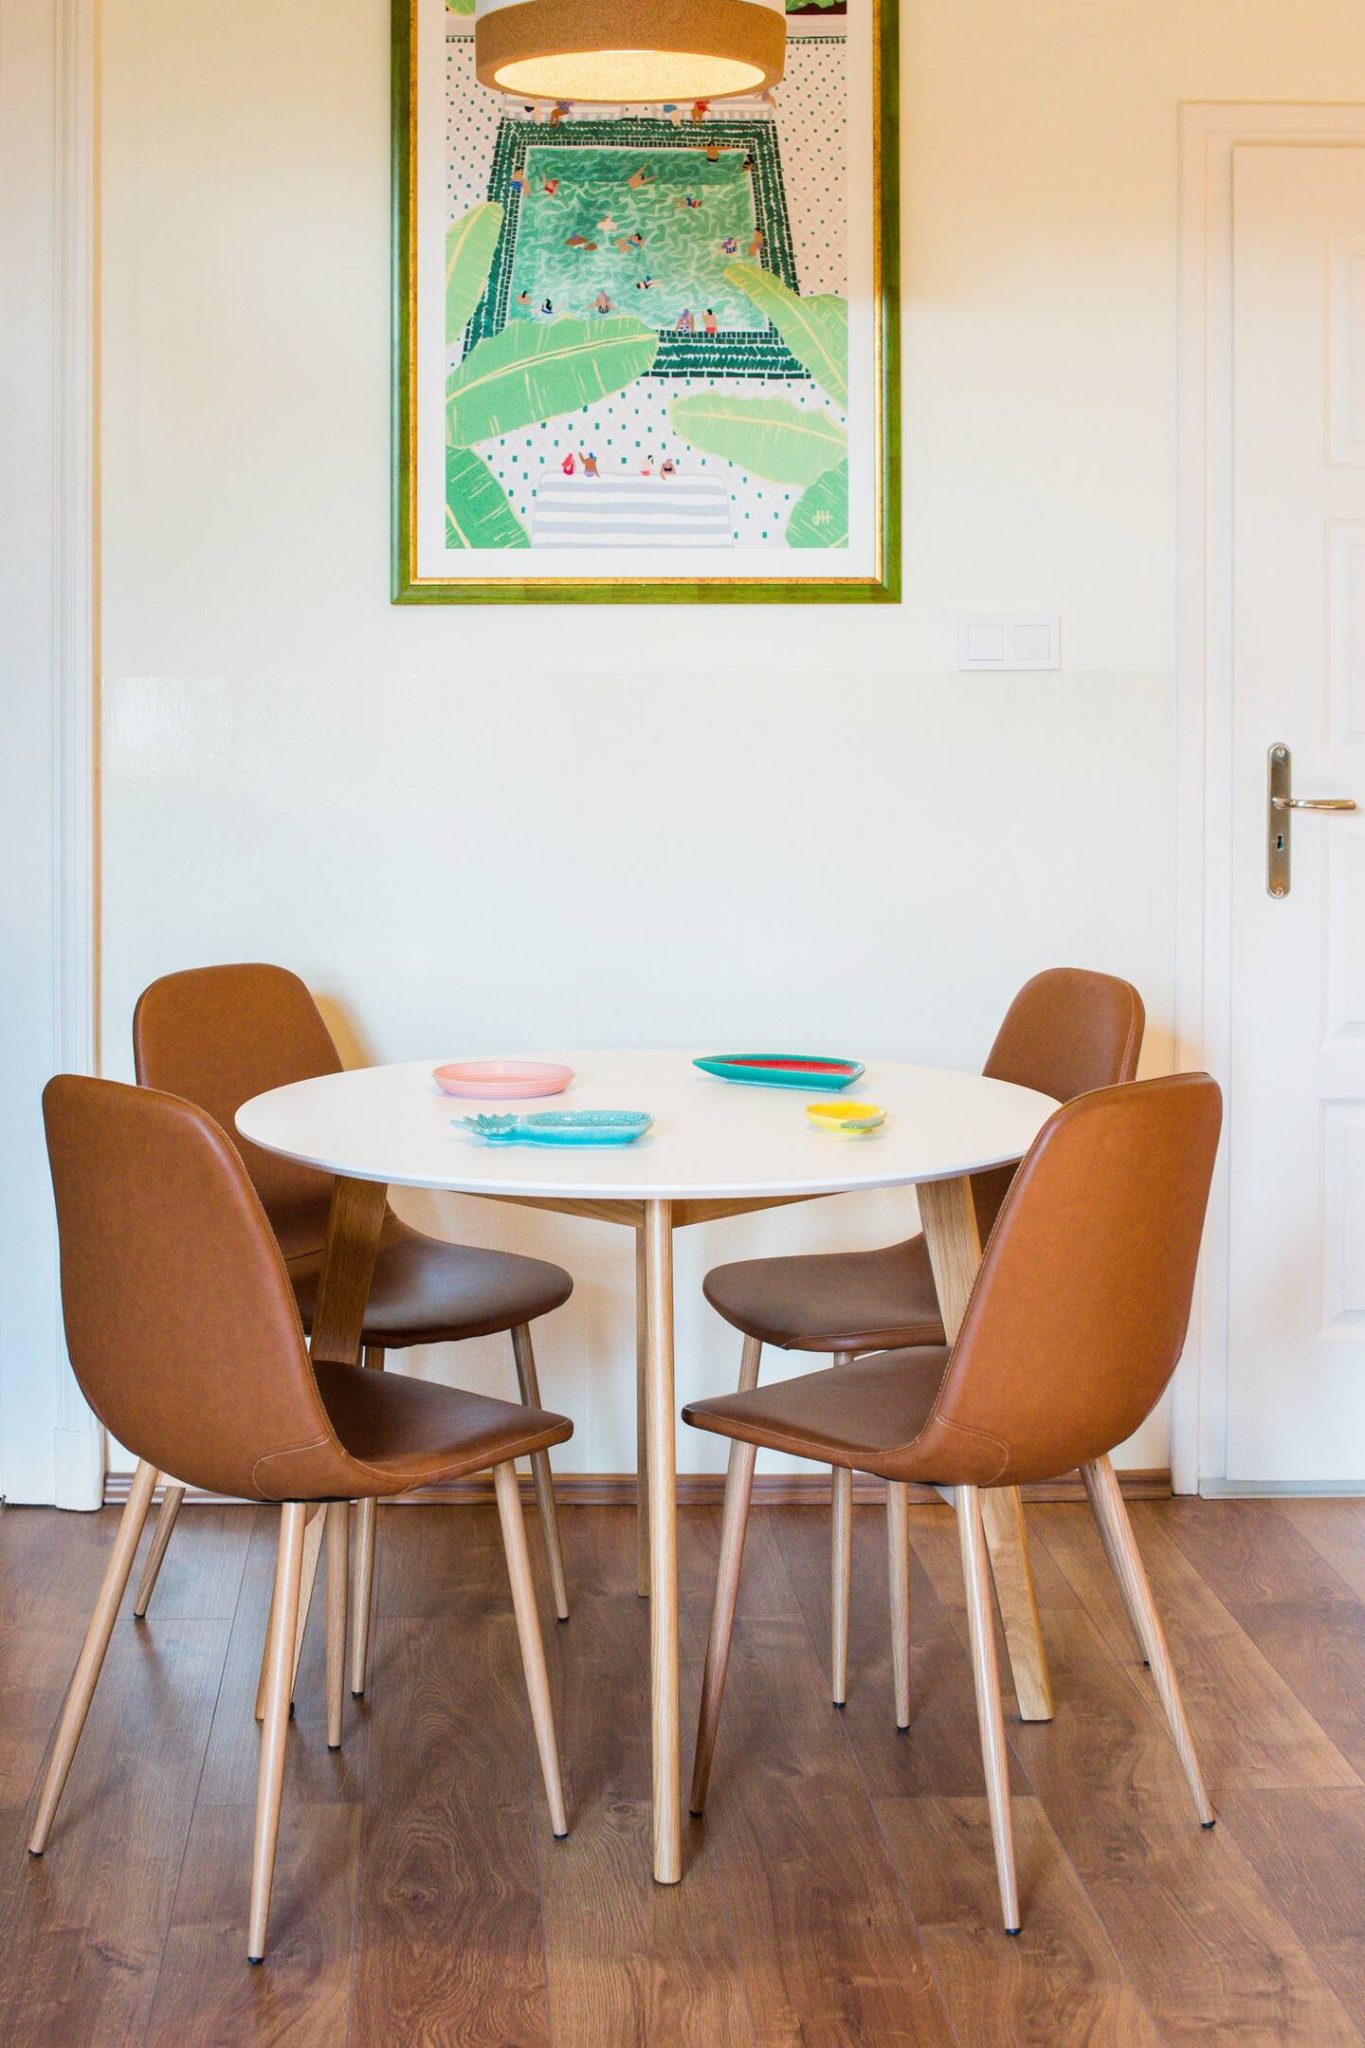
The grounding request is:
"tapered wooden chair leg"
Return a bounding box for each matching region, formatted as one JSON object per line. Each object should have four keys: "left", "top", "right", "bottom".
{"left": 511, "top": 1325, "right": 569, "bottom": 1622}
{"left": 255, "top": 1502, "right": 324, "bottom": 1723}
{"left": 132, "top": 1479, "right": 186, "bottom": 1618}
{"left": 959, "top": 1484, "right": 1020, "bottom": 1934}
{"left": 980, "top": 1486, "right": 1054, "bottom": 1721}
{"left": 831, "top": 1467, "right": 853, "bottom": 1706}
{"left": 493, "top": 1459, "right": 568, "bottom": 1838}
{"left": 324, "top": 1501, "right": 348, "bottom": 1750}
{"left": 349, "top": 1346, "right": 384, "bottom": 1696}
{"left": 690, "top": 1436, "right": 757, "bottom": 1815}
{"left": 29, "top": 1459, "right": 159, "bottom": 1856}
{"left": 248, "top": 1501, "right": 307, "bottom": 1963}
{"left": 350, "top": 1497, "right": 377, "bottom": 1696}
{"left": 736, "top": 1334, "right": 763, "bottom": 1395}
{"left": 887, "top": 1479, "right": 912, "bottom": 1730}
{"left": 1078, "top": 1459, "right": 1150, "bottom": 1666}
{"left": 1082, "top": 1455, "right": 1214, "bottom": 1827}
{"left": 829, "top": 1351, "right": 855, "bottom": 1707}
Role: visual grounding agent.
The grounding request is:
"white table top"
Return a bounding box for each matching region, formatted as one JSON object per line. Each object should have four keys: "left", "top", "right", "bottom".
{"left": 236, "top": 1051, "right": 1058, "bottom": 1203}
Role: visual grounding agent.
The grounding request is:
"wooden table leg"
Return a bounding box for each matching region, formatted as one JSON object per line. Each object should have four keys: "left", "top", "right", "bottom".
{"left": 918, "top": 1174, "right": 1054, "bottom": 1723}
{"left": 635, "top": 1223, "right": 651, "bottom": 1600}
{"left": 642, "top": 1199, "right": 681, "bottom": 1884}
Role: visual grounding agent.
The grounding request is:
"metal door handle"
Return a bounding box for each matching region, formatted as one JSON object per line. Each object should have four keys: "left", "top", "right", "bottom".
{"left": 1271, "top": 795, "right": 1358, "bottom": 812}
{"left": 1267, "top": 744, "right": 1359, "bottom": 899}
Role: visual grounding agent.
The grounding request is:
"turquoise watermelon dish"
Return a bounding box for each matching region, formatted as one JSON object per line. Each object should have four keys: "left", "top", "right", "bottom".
{"left": 693, "top": 1054, "right": 865, "bottom": 1092}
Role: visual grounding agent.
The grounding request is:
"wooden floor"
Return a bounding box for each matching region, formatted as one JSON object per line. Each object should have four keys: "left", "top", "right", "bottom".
{"left": 3, "top": 1495, "right": 1365, "bottom": 2046}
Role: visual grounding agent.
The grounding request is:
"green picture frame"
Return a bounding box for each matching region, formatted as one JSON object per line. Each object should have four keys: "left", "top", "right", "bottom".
{"left": 392, "top": 0, "right": 900, "bottom": 604}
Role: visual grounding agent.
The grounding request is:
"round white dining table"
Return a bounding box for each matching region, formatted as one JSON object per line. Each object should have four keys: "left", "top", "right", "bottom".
{"left": 238, "top": 1050, "right": 1058, "bottom": 1885}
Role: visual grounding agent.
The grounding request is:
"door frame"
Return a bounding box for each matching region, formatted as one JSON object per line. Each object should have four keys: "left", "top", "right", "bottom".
{"left": 0, "top": 0, "right": 103, "bottom": 1506}
{"left": 1175, "top": 102, "right": 1365, "bottom": 1496}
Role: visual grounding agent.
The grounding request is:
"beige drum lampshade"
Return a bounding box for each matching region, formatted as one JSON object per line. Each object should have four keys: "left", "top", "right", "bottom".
{"left": 473, "top": 0, "right": 787, "bottom": 104}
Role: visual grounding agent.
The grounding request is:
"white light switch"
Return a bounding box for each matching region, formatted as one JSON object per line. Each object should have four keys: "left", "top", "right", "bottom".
{"left": 957, "top": 614, "right": 1060, "bottom": 671}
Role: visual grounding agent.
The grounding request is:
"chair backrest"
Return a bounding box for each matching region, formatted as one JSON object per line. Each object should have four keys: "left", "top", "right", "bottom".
{"left": 133, "top": 963, "right": 343, "bottom": 1259}
{"left": 907, "top": 1074, "right": 1221, "bottom": 1488}
{"left": 970, "top": 967, "right": 1145, "bottom": 1238}
{"left": 43, "top": 1074, "right": 359, "bottom": 1501}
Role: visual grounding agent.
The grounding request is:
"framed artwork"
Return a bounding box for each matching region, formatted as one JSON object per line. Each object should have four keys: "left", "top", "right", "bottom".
{"left": 392, "top": 0, "right": 899, "bottom": 603}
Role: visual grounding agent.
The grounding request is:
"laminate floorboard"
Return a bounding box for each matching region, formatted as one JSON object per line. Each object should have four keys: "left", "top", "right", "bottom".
{"left": 3, "top": 1496, "right": 1365, "bottom": 2046}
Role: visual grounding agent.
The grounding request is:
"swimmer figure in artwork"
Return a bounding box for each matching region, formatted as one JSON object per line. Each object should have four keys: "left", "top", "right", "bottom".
{"left": 746, "top": 227, "right": 763, "bottom": 258}
{"left": 703, "top": 308, "right": 718, "bottom": 335}
{"left": 627, "top": 165, "right": 655, "bottom": 189}
{"left": 594, "top": 289, "right": 615, "bottom": 314}
{"left": 660, "top": 458, "right": 677, "bottom": 478}
{"left": 543, "top": 176, "right": 561, "bottom": 197}
{"left": 561, "top": 452, "right": 576, "bottom": 476}
{"left": 720, "top": 236, "right": 739, "bottom": 256}
{"left": 634, "top": 274, "right": 660, "bottom": 291}
{"left": 597, "top": 214, "right": 618, "bottom": 235}
{"left": 616, "top": 230, "right": 646, "bottom": 254}
{"left": 540, "top": 297, "right": 555, "bottom": 316}
{"left": 675, "top": 308, "right": 695, "bottom": 334}
{"left": 547, "top": 100, "right": 572, "bottom": 125}
{"left": 565, "top": 231, "right": 597, "bottom": 250}
{"left": 690, "top": 99, "right": 710, "bottom": 123}
{"left": 580, "top": 451, "right": 599, "bottom": 478}
{"left": 516, "top": 289, "right": 532, "bottom": 310}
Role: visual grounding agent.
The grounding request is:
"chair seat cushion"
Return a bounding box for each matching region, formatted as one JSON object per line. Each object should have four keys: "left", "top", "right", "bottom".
{"left": 683, "top": 1346, "right": 952, "bottom": 1480}
{"left": 314, "top": 1356, "right": 572, "bottom": 1490}
{"left": 702, "top": 1235, "right": 944, "bottom": 1352}
{"left": 289, "top": 1217, "right": 573, "bottom": 1348}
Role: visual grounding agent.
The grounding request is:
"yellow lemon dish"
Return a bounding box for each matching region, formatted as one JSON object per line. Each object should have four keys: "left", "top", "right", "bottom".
{"left": 805, "top": 1101, "right": 887, "bottom": 1136}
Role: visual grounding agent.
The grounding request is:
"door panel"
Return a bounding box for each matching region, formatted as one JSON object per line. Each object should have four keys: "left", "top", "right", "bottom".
{"left": 1228, "top": 146, "right": 1365, "bottom": 1480}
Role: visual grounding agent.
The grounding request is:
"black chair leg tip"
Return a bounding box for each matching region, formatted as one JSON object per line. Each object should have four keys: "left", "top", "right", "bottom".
{"left": 832, "top": 1700, "right": 845, "bottom": 1711}
{"left": 553, "top": 1832, "right": 568, "bottom": 1842}
{"left": 1201, "top": 1818, "right": 1216, "bottom": 1830}
{"left": 1005, "top": 1927, "right": 1021, "bottom": 1938}
{"left": 557, "top": 1615, "right": 569, "bottom": 1624}
{"left": 351, "top": 1689, "right": 364, "bottom": 1699}
{"left": 327, "top": 1742, "right": 341, "bottom": 1753}
{"left": 247, "top": 1955, "right": 264, "bottom": 1967}
{"left": 28, "top": 1848, "right": 42, "bottom": 1859}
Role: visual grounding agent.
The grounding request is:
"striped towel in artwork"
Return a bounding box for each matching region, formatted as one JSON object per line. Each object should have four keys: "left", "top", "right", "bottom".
{"left": 530, "top": 474, "right": 733, "bottom": 547}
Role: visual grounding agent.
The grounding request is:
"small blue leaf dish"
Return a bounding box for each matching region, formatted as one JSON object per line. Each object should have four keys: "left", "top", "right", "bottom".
{"left": 456, "top": 1110, "right": 653, "bottom": 1147}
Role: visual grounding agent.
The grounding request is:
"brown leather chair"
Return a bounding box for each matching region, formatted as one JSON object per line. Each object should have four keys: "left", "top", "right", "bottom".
{"left": 34, "top": 1075, "right": 572, "bottom": 1962}
{"left": 130, "top": 963, "right": 574, "bottom": 1701}
{"left": 702, "top": 967, "right": 1145, "bottom": 1717}
{"left": 683, "top": 1073, "right": 1221, "bottom": 1935}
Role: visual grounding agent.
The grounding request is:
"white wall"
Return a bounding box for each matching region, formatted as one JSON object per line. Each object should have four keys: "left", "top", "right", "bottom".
{"left": 97, "top": 0, "right": 1365, "bottom": 1480}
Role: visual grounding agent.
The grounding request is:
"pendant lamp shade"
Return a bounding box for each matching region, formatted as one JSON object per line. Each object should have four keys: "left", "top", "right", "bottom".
{"left": 474, "top": 0, "right": 787, "bottom": 105}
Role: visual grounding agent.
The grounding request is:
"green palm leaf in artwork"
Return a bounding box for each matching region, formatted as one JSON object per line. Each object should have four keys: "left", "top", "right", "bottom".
{"left": 723, "top": 263, "right": 848, "bottom": 407}
{"left": 670, "top": 394, "right": 846, "bottom": 485}
{"left": 445, "top": 446, "right": 528, "bottom": 549}
{"left": 446, "top": 202, "right": 504, "bottom": 349}
{"left": 786, "top": 459, "right": 848, "bottom": 548}
{"left": 446, "top": 317, "right": 659, "bottom": 447}
{"left": 444, "top": 0, "right": 475, "bottom": 15}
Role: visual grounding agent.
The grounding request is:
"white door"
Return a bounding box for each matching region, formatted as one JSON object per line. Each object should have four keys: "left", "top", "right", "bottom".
{"left": 1227, "top": 145, "right": 1365, "bottom": 1482}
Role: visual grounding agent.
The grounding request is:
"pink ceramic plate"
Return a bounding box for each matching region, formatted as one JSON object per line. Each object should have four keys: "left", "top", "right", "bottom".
{"left": 432, "top": 1059, "right": 574, "bottom": 1101}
